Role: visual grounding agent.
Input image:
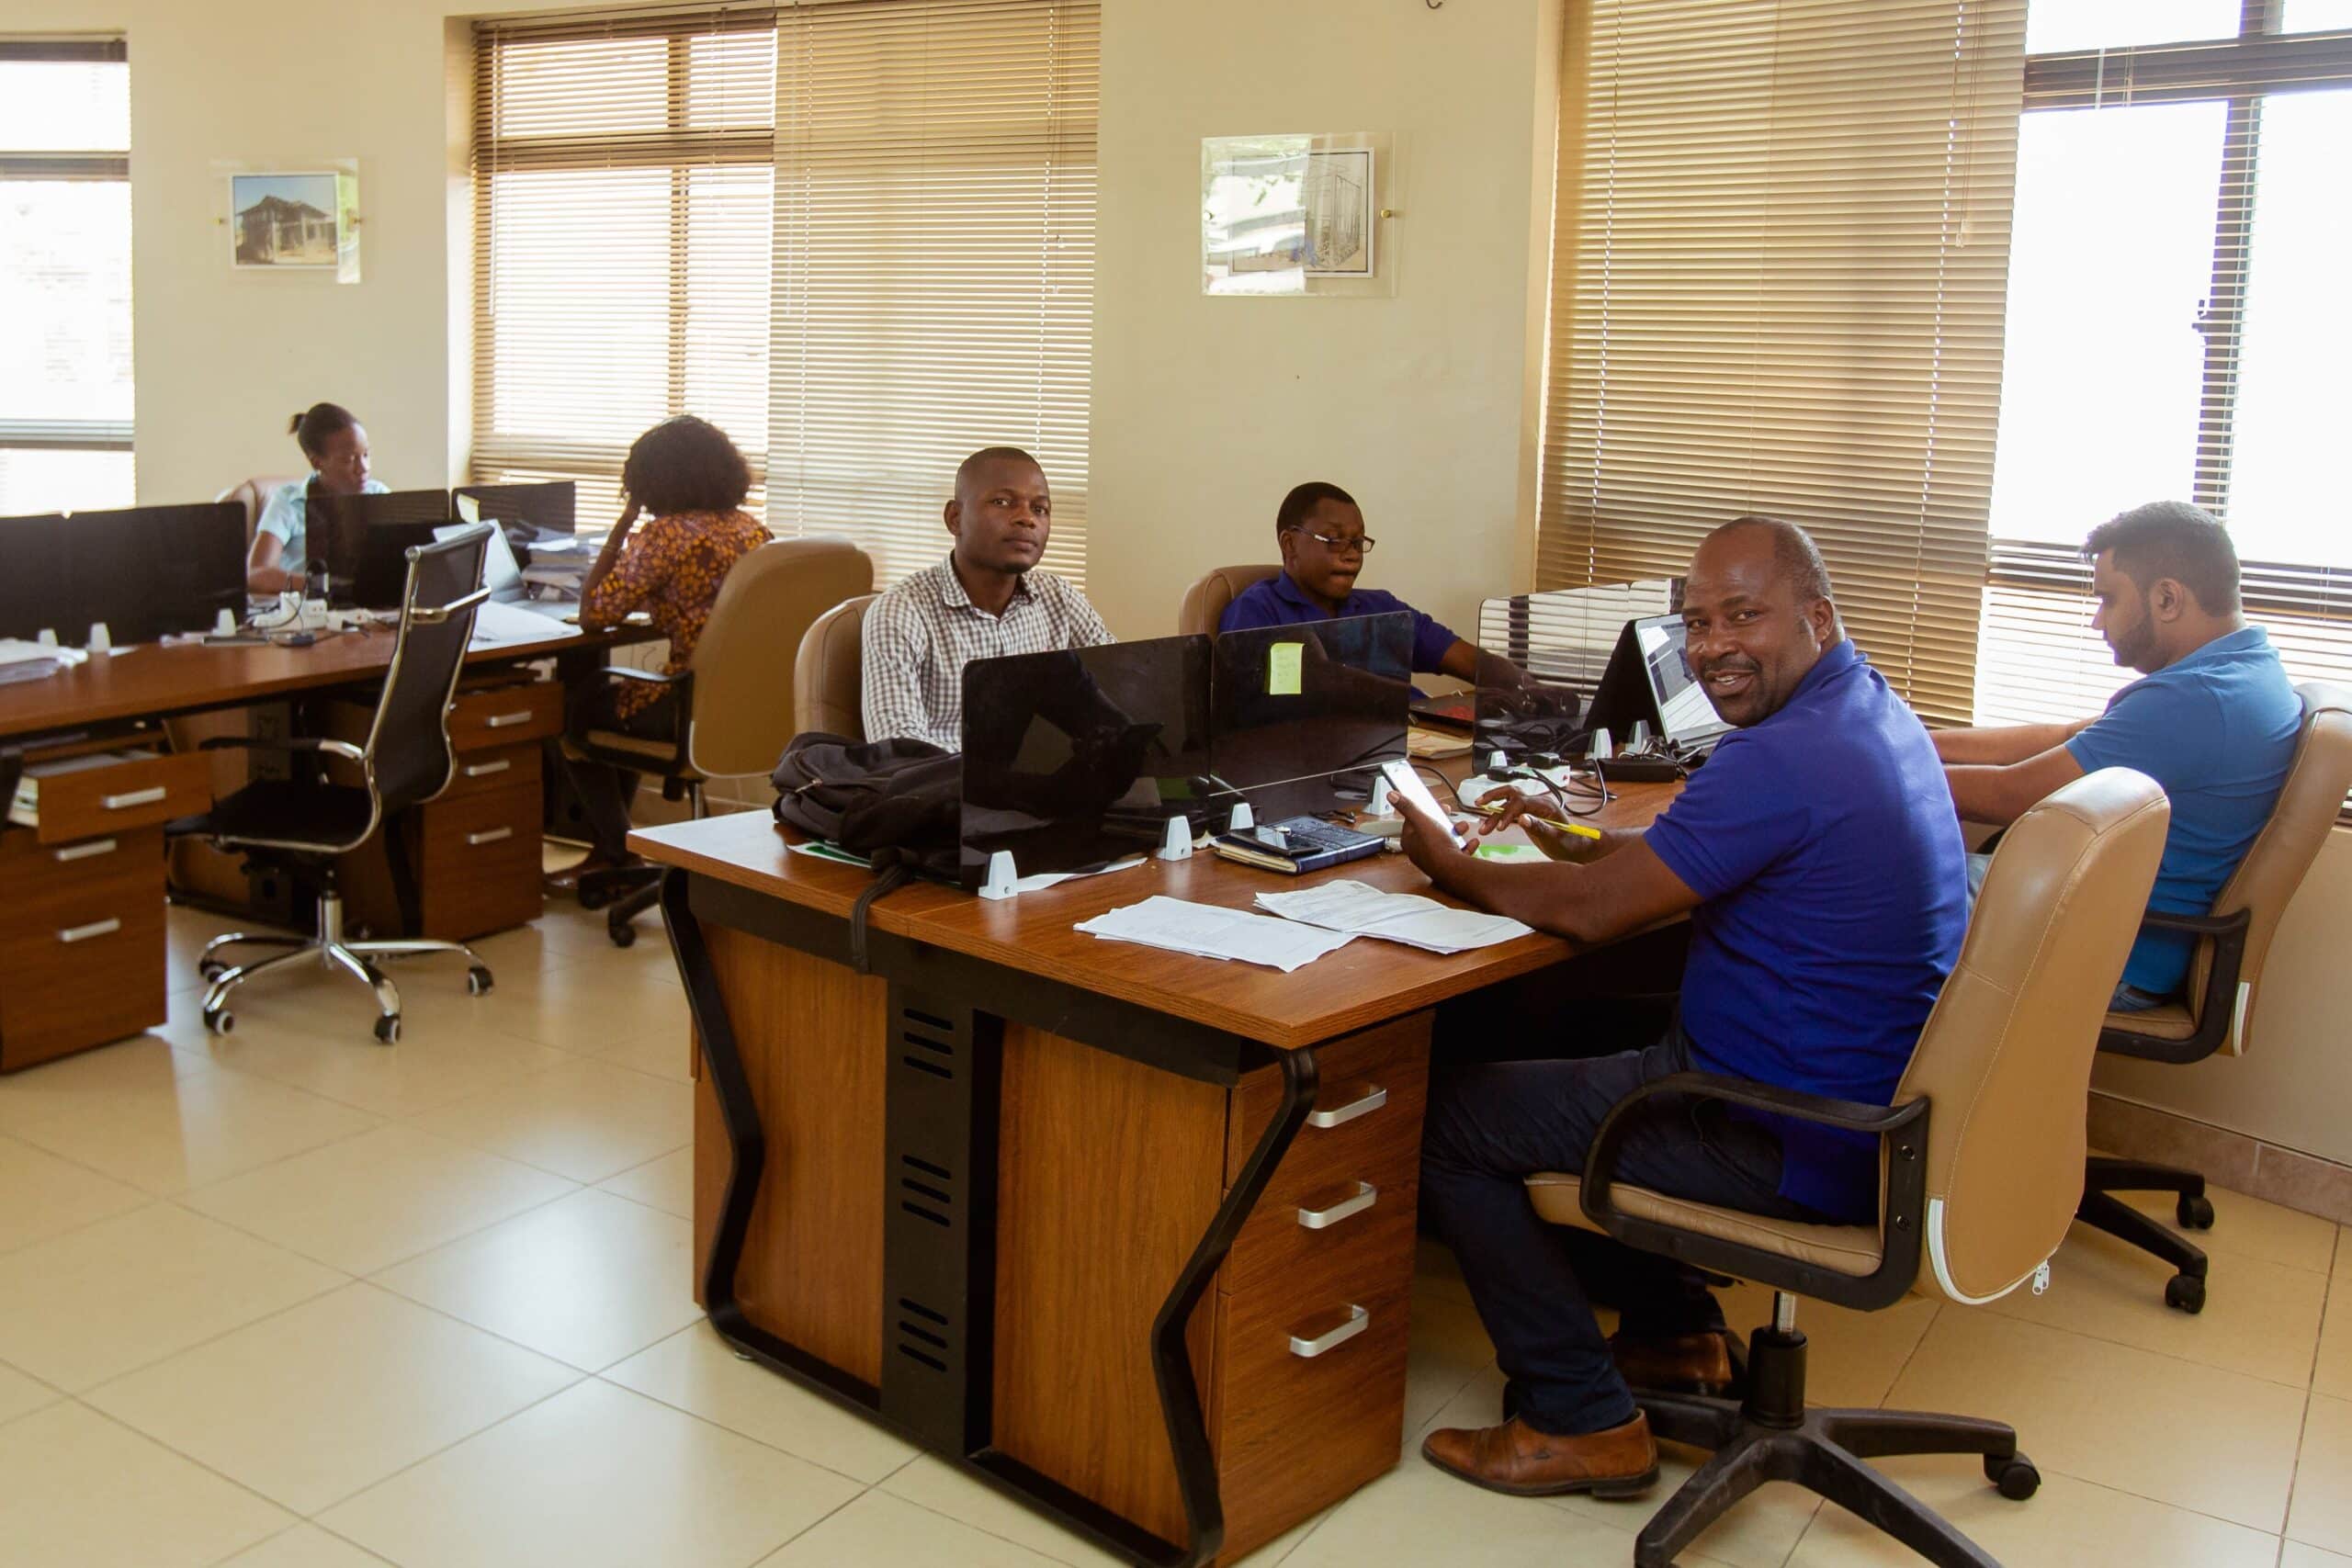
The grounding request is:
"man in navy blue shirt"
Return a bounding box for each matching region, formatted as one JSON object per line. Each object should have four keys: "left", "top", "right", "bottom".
{"left": 1934, "top": 501, "right": 2300, "bottom": 1009}
{"left": 1390, "top": 517, "right": 1966, "bottom": 1500}
{"left": 1220, "top": 481, "right": 1485, "bottom": 679}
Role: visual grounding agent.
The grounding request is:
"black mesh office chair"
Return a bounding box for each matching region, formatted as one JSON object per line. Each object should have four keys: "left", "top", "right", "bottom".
{"left": 172, "top": 526, "right": 497, "bottom": 1044}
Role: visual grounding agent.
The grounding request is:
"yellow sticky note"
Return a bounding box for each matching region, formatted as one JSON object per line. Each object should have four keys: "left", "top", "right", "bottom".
{"left": 454, "top": 491, "right": 481, "bottom": 524}
{"left": 1268, "top": 641, "right": 1303, "bottom": 695}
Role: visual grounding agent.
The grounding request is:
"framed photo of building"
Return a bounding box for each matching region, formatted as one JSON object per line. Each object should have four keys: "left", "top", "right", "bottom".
{"left": 230, "top": 170, "right": 360, "bottom": 279}
{"left": 1202, "top": 132, "right": 1395, "bottom": 298}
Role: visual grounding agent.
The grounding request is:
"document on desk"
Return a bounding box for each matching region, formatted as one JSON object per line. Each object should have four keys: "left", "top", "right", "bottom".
{"left": 469, "top": 600, "right": 584, "bottom": 648}
{"left": 1076, "top": 896, "right": 1358, "bottom": 973}
{"left": 1253, "top": 879, "right": 1532, "bottom": 954}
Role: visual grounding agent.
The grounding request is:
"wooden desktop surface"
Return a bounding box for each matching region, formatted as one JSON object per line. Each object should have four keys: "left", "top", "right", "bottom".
{"left": 0, "top": 621, "right": 650, "bottom": 739}
{"left": 632, "top": 777, "right": 1679, "bottom": 1050}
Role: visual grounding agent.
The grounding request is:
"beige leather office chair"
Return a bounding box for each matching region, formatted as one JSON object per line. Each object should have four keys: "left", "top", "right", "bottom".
{"left": 217, "top": 475, "right": 304, "bottom": 552}
{"left": 794, "top": 592, "right": 879, "bottom": 741}
{"left": 1176, "top": 563, "right": 1281, "bottom": 637}
{"left": 1524, "top": 769, "right": 2169, "bottom": 1568}
{"left": 2077, "top": 682, "right": 2352, "bottom": 1313}
{"left": 569, "top": 537, "right": 872, "bottom": 944}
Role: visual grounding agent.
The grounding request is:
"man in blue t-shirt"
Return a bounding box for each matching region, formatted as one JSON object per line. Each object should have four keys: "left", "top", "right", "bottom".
{"left": 1219, "top": 481, "right": 1490, "bottom": 680}
{"left": 1390, "top": 517, "right": 1966, "bottom": 1501}
{"left": 1934, "top": 501, "right": 2300, "bottom": 1009}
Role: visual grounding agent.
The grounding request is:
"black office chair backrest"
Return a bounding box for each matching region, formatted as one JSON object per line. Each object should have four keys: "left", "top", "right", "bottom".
{"left": 364, "top": 525, "right": 491, "bottom": 815}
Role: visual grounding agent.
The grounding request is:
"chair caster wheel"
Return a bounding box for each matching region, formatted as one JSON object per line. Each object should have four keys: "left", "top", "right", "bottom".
{"left": 2165, "top": 1273, "right": 2206, "bottom": 1314}
{"left": 607, "top": 919, "right": 638, "bottom": 949}
{"left": 198, "top": 959, "right": 227, "bottom": 981}
{"left": 1984, "top": 1453, "right": 2040, "bottom": 1500}
{"left": 203, "top": 1007, "right": 234, "bottom": 1036}
{"left": 2177, "top": 1193, "right": 2215, "bottom": 1230}
{"left": 467, "top": 966, "right": 494, "bottom": 997}
{"left": 578, "top": 886, "right": 613, "bottom": 912}
{"left": 374, "top": 1014, "right": 401, "bottom": 1045}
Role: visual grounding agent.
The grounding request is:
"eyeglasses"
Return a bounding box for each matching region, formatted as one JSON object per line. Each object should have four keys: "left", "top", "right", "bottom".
{"left": 1305, "top": 531, "right": 1375, "bottom": 556}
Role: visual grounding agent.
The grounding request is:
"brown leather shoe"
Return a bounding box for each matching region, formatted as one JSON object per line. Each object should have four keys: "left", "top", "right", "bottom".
{"left": 1420, "top": 1412, "right": 1658, "bottom": 1499}
{"left": 1611, "top": 1330, "right": 1736, "bottom": 1395}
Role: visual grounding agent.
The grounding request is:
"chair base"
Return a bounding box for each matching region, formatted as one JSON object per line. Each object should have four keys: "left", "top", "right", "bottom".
{"left": 2077, "top": 1156, "right": 2214, "bottom": 1314}
{"left": 1631, "top": 1314, "right": 2034, "bottom": 1568}
{"left": 576, "top": 862, "right": 662, "bottom": 948}
{"left": 199, "top": 892, "right": 491, "bottom": 1045}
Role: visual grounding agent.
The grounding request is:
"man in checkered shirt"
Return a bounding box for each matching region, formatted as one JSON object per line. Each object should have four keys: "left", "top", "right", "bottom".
{"left": 861, "top": 446, "right": 1115, "bottom": 751}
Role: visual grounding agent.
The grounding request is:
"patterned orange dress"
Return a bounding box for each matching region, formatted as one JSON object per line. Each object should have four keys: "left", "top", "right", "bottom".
{"left": 581, "top": 508, "right": 773, "bottom": 721}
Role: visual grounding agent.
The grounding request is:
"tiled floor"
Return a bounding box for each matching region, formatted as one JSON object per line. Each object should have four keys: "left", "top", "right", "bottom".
{"left": 0, "top": 897, "right": 2345, "bottom": 1568}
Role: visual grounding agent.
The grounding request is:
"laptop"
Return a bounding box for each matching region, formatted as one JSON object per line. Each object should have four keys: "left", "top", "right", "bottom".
{"left": 435, "top": 523, "right": 528, "bottom": 604}
{"left": 1629, "top": 614, "right": 1732, "bottom": 756}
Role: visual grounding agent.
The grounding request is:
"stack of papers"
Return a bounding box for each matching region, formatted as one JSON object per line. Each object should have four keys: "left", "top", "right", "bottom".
{"left": 469, "top": 600, "right": 584, "bottom": 648}
{"left": 1253, "top": 879, "right": 1533, "bottom": 954}
{"left": 1075, "top": 896, "right": 1358, "bottom": 973}
{"left": 0, "top": 638, "right": 87, "bottom": 685}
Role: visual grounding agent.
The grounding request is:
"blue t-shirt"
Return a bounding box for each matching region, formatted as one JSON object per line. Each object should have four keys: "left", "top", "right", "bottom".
{"left": 2064, "top": 625, "right": 2300, "bottom": 997}
{"left": 1645, "top": 639, "right": 1966, "bottom": 1223}
{"left": 1219, "top": 571, "right": 1460, "bottom": 676}
{"left": 254, "top": 478, "right": 390, "bottom": 575}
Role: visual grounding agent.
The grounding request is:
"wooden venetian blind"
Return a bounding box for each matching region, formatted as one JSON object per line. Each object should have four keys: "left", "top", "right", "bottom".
{"left": 1537, "top": 0, "right": 2027, "bottom": 725}
{"left": 765, "top": 0, "right": 1099, "bottom": 590}
{"left": 471, "top": 6, "right": 776, "bottom": 533}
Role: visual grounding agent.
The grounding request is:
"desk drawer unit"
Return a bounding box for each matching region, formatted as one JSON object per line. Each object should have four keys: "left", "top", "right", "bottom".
{"left": 438, "top": 742, "right": 538, "bottom": 804}
{"left": 27, "top": 750, "right": 209, "bottom": 846}
{"left": 447, "top": 682, "right": 563, "bottom": 753}
{"left": 0, "top": 826, "right": 168, "bottom": 1071}
{"left": 414, "top": 780, "right": 543, "bottom": 939}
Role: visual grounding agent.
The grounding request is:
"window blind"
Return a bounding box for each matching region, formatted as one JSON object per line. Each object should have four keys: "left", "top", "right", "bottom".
{"left": 471, "top": 6, "right": 777, "bottom": 534}
{"left": 765, "top": 0, "right": 1099, "bottom": 590}
{"left": 0, "top": 39, "right": 133, "bottom": 514}
{"left": 1536, "top": 0, "right": 2027, "bottom": 726}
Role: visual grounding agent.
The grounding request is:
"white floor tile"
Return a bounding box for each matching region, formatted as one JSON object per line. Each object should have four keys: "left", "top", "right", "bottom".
{"left": 755, "top": 1489, "right": 1062, "bottom": 1567}
{"left": 401, "top": 1056, "right": 690, "bottom": 1184}
{"left": 0, "top": 1134, "right": 148, "bottom": 1256}
{"left": 9, "top": 1066, "right": 378, "bottom": 1197}
{"left": 597, "top": 1146, "right": 694, "bottom": 1219}
{"left": 0, "top": 1400, "right": 292, "bottom": 1567}
{"left": 605, "top": 1323, "right": 917, "bottom": 1483}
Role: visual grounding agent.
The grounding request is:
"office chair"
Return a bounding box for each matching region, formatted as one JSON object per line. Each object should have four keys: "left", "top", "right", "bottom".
{"left": 568, "top": 537, "right": 871, "bottom": 946}
{"left": 1523, "top": 768, "right": 2169, "bottom": 1568}
{"left": 172, "top": 526, "right": 497, "bottom": 1045}
{"left": 794, "top": 592, "right": 879, "bottom": 740}
{"left": 216, "top": 475, "right": 305, "bottom": 553}
{"left": 1176, "top": 563, "right": 1281, "bottom": 638}
{"left": 2075, "top": 682, "right": 2352, "bottom": 1313}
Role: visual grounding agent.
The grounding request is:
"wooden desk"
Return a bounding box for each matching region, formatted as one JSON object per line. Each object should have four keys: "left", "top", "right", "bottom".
{"left": 632, "top": 780, "right": 1677, "bottom": 1567}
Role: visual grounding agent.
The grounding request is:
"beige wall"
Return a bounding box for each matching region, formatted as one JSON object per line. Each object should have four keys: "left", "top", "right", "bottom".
{"left": 1088, "top": 0, "right": 1561, "bottom": 642}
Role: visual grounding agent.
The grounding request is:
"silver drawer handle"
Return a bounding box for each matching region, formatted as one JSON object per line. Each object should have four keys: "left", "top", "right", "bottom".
{"left": 482, "top": 710, "right": 535, "bottom": 728}
{"left": 1306, "top": 1085, "right": 1387, "bottom": 1130}
{"left": 1288, "top": 1303, "right": 1369, "bottom": 1359}
{"left": 461, "top": 759, "right": 514, "bottom": 778}
{"left": 466, "top": 826, "right": 515, "bottom": 847}
{"left": 58, "top": 917, "right": 121, "bottom": 943}
{"left": 100, "top": 785, "right": 167, "bottom": 810}
{"left": 54, "top": 838, "right": 119, "bottom": 863}
{"left": 1297, "top": 1181, "right": 1378, "bottom": 1231}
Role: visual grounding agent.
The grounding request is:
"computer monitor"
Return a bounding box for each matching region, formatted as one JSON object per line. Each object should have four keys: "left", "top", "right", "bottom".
{"left": 313, "top": 489, "right": 452, "bottom": 608}
{"left": 959, "top": 635, "right": 1215, "bottom": 888}
{"left": 1209, "top": 611, "right": 1411, "bottom": 819}
{"left": 453, "top": 480, "right": 575, "bottom": 536}
{"left": 0, "top": 503, "right": 245, "bottom": 645}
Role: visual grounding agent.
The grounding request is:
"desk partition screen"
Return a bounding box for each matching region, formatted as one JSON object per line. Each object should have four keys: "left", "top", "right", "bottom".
{"left": 1473, "top": 580, "right": 1679, "bottom": 755}
{"left": 959, "top": 634, "right": 1215, "bottom": 888}
{"left": 314, "top": 489, "right": 453, "bottom": 609}
{"left": 453, "top": 479, "right": 575, "bottom": 536}
{"left": 0, "top": 502, "right": 246, "bottom": 645}
{"left": 1209, "top": 611, "right": 1411, "bottom": 820}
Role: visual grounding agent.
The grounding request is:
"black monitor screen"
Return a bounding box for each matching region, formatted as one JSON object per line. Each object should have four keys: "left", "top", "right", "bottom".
{"left": 959, "top": 635, "right": 1214, "bottom": 888}
{"left": 313, "top": 489, "right": 451, "bottom": 608}
{"left": 0, "top": 504, "right": 244, "bottom": 645}
{"left": 1209, "top": 611, "right": 1411, "bottom": 819}
{"left": 454, "top": 480, "right": 575, "bottom": 536}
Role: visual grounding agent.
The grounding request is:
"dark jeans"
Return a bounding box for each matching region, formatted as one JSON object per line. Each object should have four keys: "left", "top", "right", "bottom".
{"left": 560, "top": 686, "right": 679, "bottom": 862}
{"left": 1419, "top": 1028, "right": 1824, "bottom": 1437}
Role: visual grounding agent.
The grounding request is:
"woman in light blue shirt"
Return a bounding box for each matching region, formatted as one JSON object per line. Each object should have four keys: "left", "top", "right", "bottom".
{"left": 246, "top": 401, "right": 389, "bottom": 594}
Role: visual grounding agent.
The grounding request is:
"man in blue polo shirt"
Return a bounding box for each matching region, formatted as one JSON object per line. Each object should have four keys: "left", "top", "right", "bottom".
{"left": 1934, "top": 501, "right": 2300, "bottom": 1010}
{"left": 1220, "top": 481, "right": 1483, "bottom": 679}
{"left": 1390, "top": 516, "right": 1965, "bottom": 1499}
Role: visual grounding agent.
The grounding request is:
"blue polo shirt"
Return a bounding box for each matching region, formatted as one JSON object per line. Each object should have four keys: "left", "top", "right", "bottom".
{"left": 1645, "top": 639, "right": 1966, "bottom": 1223}
{"left": 1219, "top": 571, "right": 1460, "bottom": 676}
{"left": 2064, "top": 626, "right": 2300, "bottom": 997}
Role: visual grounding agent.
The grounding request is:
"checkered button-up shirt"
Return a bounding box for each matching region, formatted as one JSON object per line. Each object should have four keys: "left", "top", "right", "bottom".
{"left": 860, "top": 555, "right": 1115, "bottom": 751}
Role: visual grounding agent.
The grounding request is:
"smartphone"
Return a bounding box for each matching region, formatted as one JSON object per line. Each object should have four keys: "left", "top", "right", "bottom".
{"left": 1378, "top": 759, "right": 1464, "bottom": 848}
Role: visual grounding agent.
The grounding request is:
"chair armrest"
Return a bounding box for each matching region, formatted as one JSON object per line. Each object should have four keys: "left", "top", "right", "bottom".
{"left": 2098, "top": 906, "right": 2252, "bottom": 1065}
{"left": 1580, "top": 1070, "right": 1928, "bottom": 1312}
{"left": 199, "top": 735, "right": 367, "bottom": 764}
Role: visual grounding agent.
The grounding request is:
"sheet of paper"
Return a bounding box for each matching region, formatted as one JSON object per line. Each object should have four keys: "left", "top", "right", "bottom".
{"left": 1075, "top": 895, "right": 1357, "bottom": 972}
{"left": 469, "top": 600, "right": 586, "bottom": 648}
{"left": 1268, "top": 640, "right": 1304, "bottom": 695}
{"left": 1253, "top": 878, "right": 1533, "bottom": 954}
{"left": 455, "top": 491, "right": 481, "bottom": 524}
{"left": 1007, "top": 855, "right": 1147, "bottom": 894}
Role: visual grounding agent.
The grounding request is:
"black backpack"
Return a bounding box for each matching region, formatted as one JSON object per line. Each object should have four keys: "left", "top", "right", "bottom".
{"left": 771, "top": 733, "right": 962, "bottom": 963}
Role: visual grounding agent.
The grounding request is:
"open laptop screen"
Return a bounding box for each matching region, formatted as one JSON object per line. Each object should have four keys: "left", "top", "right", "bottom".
{"left": 1632, "top": 613, "right": 1732, "bottom": 747}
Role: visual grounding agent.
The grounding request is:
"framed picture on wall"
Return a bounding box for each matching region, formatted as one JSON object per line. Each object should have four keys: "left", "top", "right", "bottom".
{"left": 229, "top": 169, "right": 360, "bottom": 280}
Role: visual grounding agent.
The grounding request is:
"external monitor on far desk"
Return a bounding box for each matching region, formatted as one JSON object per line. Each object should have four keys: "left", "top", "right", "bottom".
{"left": 313, "top": 489, "right": 452, "bottom": 609}
{"left": 453, "top": 479, "right": 575, "bottom": 536}
{"left": 0, "top": 502, "right": 245, "bottom": 645}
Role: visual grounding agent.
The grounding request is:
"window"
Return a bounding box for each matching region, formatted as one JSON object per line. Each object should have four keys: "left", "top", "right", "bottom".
{"left": 470, "top": 1, "right": 1100, "bottom": 587}
{"left": 1977, "top": 3, "right": 2352, "bottom": 728}
{"left": 1532, "top": 1, "right": 2028, "bottom": 726}
{"left": 0, "top": 39, "right": 133, "bottom": 515}
{"left": 471, "top": 10, "right": 777, "bottom": 533}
